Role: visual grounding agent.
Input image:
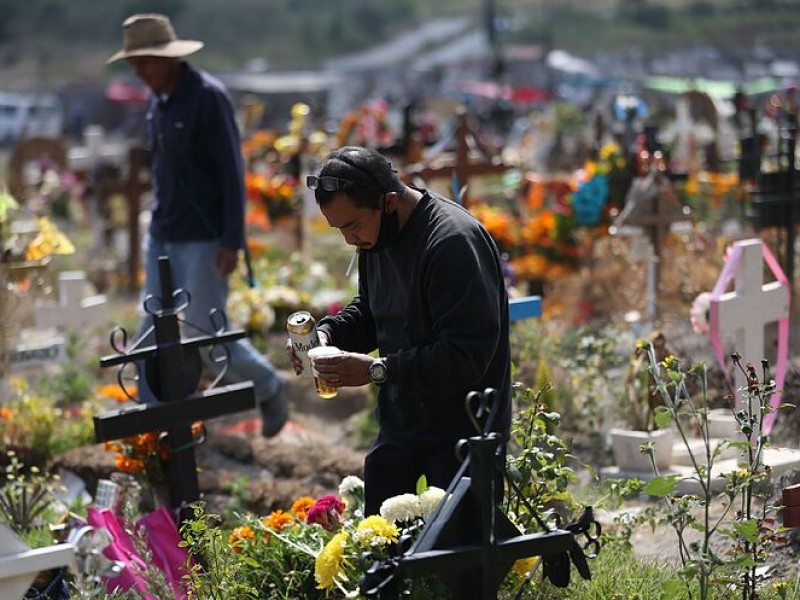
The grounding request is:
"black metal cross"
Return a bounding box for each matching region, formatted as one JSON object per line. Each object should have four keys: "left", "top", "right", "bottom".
{"left": 360, "top": 389, "right": 599, "bottom": 599}
{"left": 93, "top": 256, "right": 255, "bottom": 518}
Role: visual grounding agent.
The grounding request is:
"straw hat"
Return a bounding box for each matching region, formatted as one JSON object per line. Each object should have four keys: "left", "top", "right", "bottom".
{"left": 107, "top": 13, "right": 203, "bottom": 64}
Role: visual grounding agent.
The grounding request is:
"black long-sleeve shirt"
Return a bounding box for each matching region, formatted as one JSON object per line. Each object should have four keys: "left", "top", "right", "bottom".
{"left": 318, "top": 190, "right": 511, "bottom": 444}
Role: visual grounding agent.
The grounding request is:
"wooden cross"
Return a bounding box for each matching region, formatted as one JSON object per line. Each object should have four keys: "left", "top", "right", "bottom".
{"left": 710, "top": 239, "right": 790, "bottom": 438}
{"left": 94, "top": 256, "right": 255, "bottom": 519}
{"left": 406, "top": 107, "right": 507, "bottom": 208}
{"left": 615, "top": 168, "right": 685, "bottom": 319}
{"left": 0, "top": 523, "right": 75, "bottom": 600}
{"left": 35, "top": 270, "right": 108, "bottom": 331}
{"left": 104, "top": 148, "right": 151, "bottom": 293}
{"left": 361, "top": 390, "right": 594, "bottom": 599}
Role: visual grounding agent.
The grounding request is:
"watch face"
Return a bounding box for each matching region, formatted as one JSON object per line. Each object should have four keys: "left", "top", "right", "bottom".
{"left": 369, "top": 361, "right": 387, "bottom": 383}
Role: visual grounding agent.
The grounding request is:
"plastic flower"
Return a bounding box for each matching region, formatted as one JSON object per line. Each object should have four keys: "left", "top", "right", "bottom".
{"left": 690, "top": 292, "right": 713, "bottom": 335}
{"left": 379, "top": 493, "right": 422, "bottom": 524}
{"left": 290, "top": 496, "right": 315, "bottom": 521}
{"left": 306, "top": 495, "right": 346, "bottom": 531}
{"left": 419, "top": 487, "right": 447, "bottom": 519}
{"left": 352, "top": 515, "right": 399, "bottom": 549}
{"left": 263, "top": 509, "right": 293, "bottom": 532}
{"left": 315, "top": 531, "right": 348, "bottom": 590}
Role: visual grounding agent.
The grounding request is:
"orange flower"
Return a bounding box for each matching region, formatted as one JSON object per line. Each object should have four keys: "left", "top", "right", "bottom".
{"left": 263, "top": 510, "right": 293, "bottom": 532}
{"left": 96, "top": 384, "right": 135, "bottom": 403}
{"left": 115, "top": 455, "right": 145, "bottom": 474}
{"left": 290, "top": 496, "right": 316, "bottom": 521}
{"left": 229, "top": 526, "right": 256, "bottom": 553}
{"left": 104, "top": 440, "right": 122, "bottom": 453}
{"left": 0, "top": 407, "right": 12, "bottom": 420}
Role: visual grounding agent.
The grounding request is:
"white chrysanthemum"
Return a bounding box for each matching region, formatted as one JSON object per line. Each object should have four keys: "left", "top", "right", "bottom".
{"left": 379, "top": 494, "right": 421, "bottom": 524}
{"left": 339, "top": 475, "right": 364, "bottom": 497}
{"left": 419, "top": 487, "right": 447, "bottom": 519}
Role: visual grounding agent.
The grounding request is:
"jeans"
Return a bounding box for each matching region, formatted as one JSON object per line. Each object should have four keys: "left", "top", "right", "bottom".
{"left": 134, "top": 236, "right": 286, "bottom": 435}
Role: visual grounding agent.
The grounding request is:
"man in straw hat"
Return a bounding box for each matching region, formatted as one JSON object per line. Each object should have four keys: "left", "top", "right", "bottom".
{"left": 108, "top": 13, "right": 288, "bottom": 437}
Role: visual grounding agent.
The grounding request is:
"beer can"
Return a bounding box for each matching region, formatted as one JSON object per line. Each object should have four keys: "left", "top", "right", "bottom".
{"left": 287, "top": 310, "right": 320, "bottom": 378}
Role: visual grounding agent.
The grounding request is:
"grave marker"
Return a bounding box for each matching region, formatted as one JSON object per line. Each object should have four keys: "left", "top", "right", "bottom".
{"left": 709, "top": 238, "right": 790, "bottom": 435}
{"left": 406, "top": 107, "right": 507, "bottom": 208}
{"left": 0, "top": 523, "right": 75, "bottom": 600}
{"left": 94, "top": 256, "right": 255, "bottom": 519}
{"left": 361, "top": 389, "right": 597, "bottom": 599}
{"left": 35, "top": 271, "right": 108, "bottom": 331}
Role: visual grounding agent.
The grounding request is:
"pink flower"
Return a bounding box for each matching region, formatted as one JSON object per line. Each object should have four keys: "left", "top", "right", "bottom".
{"left": 306, "top": 495, "right": 346, "bottom": 532}
{"left": 690, "top": 292, "right": 713, "bottom": 335}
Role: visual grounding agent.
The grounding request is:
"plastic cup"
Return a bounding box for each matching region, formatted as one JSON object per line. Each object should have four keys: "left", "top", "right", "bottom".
{"left": 308, "top": 346, "right": 341, "bottom": 399}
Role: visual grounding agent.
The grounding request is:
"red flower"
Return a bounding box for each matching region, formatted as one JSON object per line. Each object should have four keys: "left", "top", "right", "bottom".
{"left": 306, "top": 495, "right": 346, "bottom": 532}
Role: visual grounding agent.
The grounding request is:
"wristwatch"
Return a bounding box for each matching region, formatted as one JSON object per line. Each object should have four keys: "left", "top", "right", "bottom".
{"left": 368, "top": 358, "right": 389, "bottom": 385}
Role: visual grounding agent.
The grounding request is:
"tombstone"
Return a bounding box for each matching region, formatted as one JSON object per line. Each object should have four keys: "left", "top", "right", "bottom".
{"left": 93, "top": 256, "right": 255, "bottom": 520}
{"left": 35, "top": 270, "right": 108, "bottom": 331}
{"left": 7, "top": 329, "right": 66, "bottom": 371}
{"left": 360, "top": 389, "right": 598, "bottom": 599}
{"left": 0, "top": 523, "right": 75, "bottom": 600}
{"left": 406, "top": 107, "right": 508, "bottom": 208}
{"left": 709, "top": 238, "right": 790, "bottom": 437}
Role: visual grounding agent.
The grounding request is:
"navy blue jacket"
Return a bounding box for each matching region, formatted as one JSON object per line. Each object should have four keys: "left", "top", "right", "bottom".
{"left": 146, "top": 62, "right": 246, "bottom": 250}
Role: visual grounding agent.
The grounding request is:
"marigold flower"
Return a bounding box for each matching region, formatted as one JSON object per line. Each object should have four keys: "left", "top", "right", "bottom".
{"left": 96, "top": 384, "right": 134, "bottom": 403}
{"left": 0, "top": 407, "right": 12, "bottom": 420}
{"left": 229, "top": 525, "right": 256, "bottom": 553}
{"left": 315, "top": 531, "right": 348, "bottom": 590}
{"left": 263, "top": 509, "right": 293, "bottom": 532}
{"left": 115, "top": 455, "right": 144, "bottom": 474}
{"left": 290, "top": 496, "right": 316, "bottom": 521}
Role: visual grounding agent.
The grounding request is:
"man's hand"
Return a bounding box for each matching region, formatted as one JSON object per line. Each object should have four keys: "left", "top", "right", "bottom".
{"left": 216, "top": 247, "right": 239, "bottom": 276}
{"left": 286, "top": 330, "right": 330, "bottom": 376}
{"left": 312, "top": 351, "right": 372, "bottom": 388}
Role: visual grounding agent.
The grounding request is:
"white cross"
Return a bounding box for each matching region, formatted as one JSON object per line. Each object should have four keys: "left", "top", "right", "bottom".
{"left": 0, "top": 523, "right": 75, "bottom": 599}
{"left": 35, "top": 271, "right": 107, "bottom": 331}
{"left": 711, "top": 239, "right": 790, "bottom": 431}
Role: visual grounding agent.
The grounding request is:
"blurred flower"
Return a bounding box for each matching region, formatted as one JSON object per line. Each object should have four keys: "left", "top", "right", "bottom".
{"left": 690, "top": 292, "right": 713, "bottom": 335}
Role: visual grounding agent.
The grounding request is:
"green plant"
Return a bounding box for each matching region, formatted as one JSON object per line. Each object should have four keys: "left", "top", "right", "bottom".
{"left": 632, "top": 343, "right": 784, "bottom": 600}
{"left": 0, "top": 452, "right": 60, "bottom": 541}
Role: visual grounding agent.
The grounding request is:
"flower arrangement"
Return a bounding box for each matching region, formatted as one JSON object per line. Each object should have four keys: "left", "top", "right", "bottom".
{"left": 0, "top": 376, "right": 97, "bottom": 468}
{"left": 103, "top": 421, "right": 204, "bottom": 489}
{"left": 245, "top": 169, "right": 300, "bottom": 225}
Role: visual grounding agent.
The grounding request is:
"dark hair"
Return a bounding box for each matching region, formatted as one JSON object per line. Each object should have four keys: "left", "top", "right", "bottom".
{"left": 313, "top": 146, "right": 403, "bottom": 208}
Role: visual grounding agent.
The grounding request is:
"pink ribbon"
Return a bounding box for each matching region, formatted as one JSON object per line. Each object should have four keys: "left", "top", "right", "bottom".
{"left": 708, "top": 240, "right": 789, "bottom": 435}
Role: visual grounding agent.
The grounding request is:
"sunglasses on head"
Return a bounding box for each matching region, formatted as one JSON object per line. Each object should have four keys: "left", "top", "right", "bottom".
{"left": 306, "top": 175, "right": 355, "bottom": 192}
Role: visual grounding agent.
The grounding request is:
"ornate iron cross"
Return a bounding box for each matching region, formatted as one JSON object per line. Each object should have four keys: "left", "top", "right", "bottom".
{"left": 93, "top": 256, "right": 255, "bottom": 517}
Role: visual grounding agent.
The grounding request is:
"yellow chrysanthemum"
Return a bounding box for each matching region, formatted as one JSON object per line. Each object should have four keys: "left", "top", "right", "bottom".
{"left": 512, "top": 556, "right": 540, "bottom": 579}
{"left": 353, "top": 515, "right": 399, "bottom": 549}
{"left": 315, "top": 531, "right": 348, "bottom": 590}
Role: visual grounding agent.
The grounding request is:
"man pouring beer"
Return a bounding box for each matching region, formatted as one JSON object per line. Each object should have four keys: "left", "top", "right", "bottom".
{"left": 286, "top": 146, "right": 511, "bottom": 516}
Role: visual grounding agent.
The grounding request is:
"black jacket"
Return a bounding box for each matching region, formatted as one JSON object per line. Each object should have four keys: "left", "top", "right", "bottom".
{"left": 318, "top": 190, "right": 511, "bottom": 444}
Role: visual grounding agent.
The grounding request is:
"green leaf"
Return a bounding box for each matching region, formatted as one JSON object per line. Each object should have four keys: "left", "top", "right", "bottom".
{"left": 416, "top": 475, "right": 428, "bottom": 496}
{"left": 660, "top": 578, "right": 684, "bottom": 599}
{"left": 654, "top": 406, "right": 674, "bottom": 429}
{"left": 643, "top": 475, "right": 679, "bottom": 496}
{"left": 734, "top": 519, "right": 759, "bottom": 544}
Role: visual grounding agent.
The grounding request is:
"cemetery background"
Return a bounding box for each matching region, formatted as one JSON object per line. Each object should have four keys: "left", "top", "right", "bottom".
{"left": 4, "top": 2, "right": 800, "bottom": 598}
